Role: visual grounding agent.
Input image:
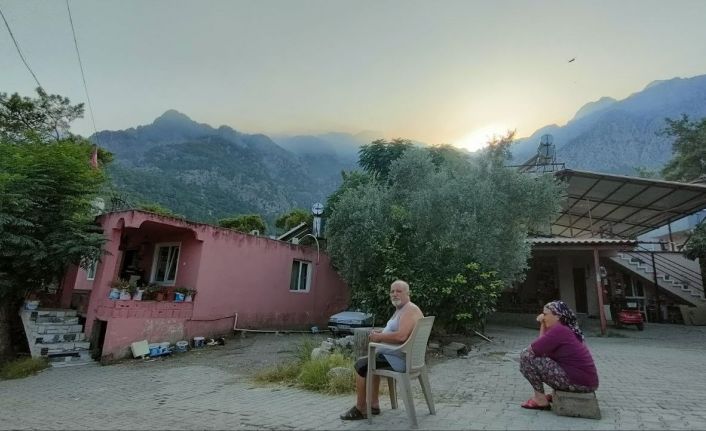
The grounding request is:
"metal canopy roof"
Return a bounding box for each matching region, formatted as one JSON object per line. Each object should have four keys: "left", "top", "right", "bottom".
{"left": 551, "top": 169, "right": 706, "bottom": 239}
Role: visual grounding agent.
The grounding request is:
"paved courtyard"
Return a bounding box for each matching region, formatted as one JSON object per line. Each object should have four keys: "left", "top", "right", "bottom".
{"left": 1, "top": 322, "right": 706, "bottom": 430}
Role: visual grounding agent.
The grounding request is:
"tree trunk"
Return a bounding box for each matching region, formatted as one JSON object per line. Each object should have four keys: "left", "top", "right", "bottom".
{"left": 353, "top": 327, "right": 373, "bottom": 359}
{"left": 0, "top": 300, "right": 17, "bottom": 364}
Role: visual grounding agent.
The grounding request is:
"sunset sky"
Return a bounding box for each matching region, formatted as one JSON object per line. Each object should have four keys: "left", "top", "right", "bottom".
{"left": 2, "top": 0, "right": 706, "bottom": 150}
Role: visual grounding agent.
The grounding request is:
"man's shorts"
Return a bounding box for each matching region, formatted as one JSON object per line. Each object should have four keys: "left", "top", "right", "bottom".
{"left": 354, "top": 354, "right": 393, "bottom": 377}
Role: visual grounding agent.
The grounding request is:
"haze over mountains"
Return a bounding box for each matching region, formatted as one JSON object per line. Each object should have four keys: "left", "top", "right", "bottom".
{"left": 95, "top": 73, "right": 706, "bottom": 224}
{"left": 510, "top": 74, "right": 706, "bottom": 173}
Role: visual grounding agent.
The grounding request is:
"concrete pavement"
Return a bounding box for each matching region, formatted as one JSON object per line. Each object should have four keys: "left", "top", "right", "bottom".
{"left": 1, "top": 323, "right": 705, "bottom": 430}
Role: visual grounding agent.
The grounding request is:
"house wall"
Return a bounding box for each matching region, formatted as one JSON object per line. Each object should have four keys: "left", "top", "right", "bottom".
{"left": 193, "top": 231, "right": 348, "bottom": 329}
{"left": 83, "top": 211, "right": 349, "bottom": 360}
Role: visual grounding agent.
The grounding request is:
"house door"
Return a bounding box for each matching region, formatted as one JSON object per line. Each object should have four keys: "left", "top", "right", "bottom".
{"left": 573, "top": 268, "right": 588, "bottom": 313}
{"left": 90, "top": 319, "right": 107, "bottom": 360}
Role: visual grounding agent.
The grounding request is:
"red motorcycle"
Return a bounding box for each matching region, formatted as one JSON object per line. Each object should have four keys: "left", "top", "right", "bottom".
{"left": 614, "top": 300, "right": 644, "bottom": 331}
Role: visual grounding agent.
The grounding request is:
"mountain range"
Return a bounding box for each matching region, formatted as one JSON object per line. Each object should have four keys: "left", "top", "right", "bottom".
{"left": 94, "top": 73, "right": 706, "bottom": 225}
{"left": 510, "top": 74, "right": 706, "bottom": 172}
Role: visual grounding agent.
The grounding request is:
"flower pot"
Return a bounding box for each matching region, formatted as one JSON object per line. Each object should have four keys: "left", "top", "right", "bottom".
{"left": 155, "top": 292, "right": 165, "bottom": 302}
{"left": 109, "top": 288, "right": 121, "bottom": 300}
{"left": 133, "top": 290, "right": 144, "bottom": 301}
{"left": 185, "top": 294, "right": 193, "bottom": 302}
{"left": 24, "top": 300, "right": 40, "bottom": 310}
{"left": 119, "top": 290, "right": 132, "bottom": 300}
{"left": 174, "top": 292, "right": 185, "bottom": 302}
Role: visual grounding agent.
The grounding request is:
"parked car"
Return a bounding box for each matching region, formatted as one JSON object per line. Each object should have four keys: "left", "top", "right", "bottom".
{"left": 327, "top": 310, "right": 374, "bottom": 335}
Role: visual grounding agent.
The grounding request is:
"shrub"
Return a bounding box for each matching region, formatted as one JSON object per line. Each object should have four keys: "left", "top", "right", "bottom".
{"left": 254, "top": 362, "right": 301, "bottom": 384}
{"left": 298, "top": 353, "right": 352, "bottom": 392}
{"left": 0, "top": 357, "right": 49, "bottom": 380}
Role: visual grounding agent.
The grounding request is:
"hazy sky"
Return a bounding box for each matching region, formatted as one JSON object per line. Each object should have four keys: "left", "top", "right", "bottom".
{"left": 2, "top": 0, "right": 706, "bottom": 150}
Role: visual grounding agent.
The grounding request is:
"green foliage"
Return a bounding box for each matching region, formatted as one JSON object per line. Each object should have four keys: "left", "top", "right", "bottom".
{"left": 633, "top": 166, "right": 661, "bottom": 179}
{"left": 218, "top": 214, "right": 267, "bottom": 234}
{"left": 0, "top": 141, "right": 106, "bottom": 301}
{"left": 684, "top": 223, "right": 706, "bottom": 261}
{"left": 254, "top": 362, "right": 302, "bottom": 384}
{"left": 660, "top": 115, "right": 706, "bottom": 182}
{"left": 137, "top": 202, "right": 183, "bottom": 219}
{"left": 0, "top": 357, "right": 49, "bottom": 379}
{"left": 0, "top": 88, "right": 84, "bottom": 143}
{"left": 358, "top": 138, "right": 413, "bottom": 180}
{"left": 0, "top": 89, "right": 108, "bottom": 306}
{"left": 298, "top": 353, "right": 353, "bottom": 392}
{"left": 275, "top": 208, "right": 312, "bottom": 232}
{"left": 253, "top": 339, "right": 355, "bottom": 394}
{"left": 326, "top": 136, "right": 564, "bottom": 329}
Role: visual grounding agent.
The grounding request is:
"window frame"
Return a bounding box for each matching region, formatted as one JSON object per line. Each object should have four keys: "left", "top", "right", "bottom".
{"left": 289, "top": 259, "right": 312, "bottom": 293}
{"left": 150, "top": 242, "right": 181, "bottom": 286}
{"left": 86, "top": 259, "right": 98, "bottom": 281}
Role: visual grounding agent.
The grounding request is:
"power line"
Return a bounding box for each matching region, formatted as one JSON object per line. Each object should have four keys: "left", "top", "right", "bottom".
{"left": 0, "top": 5, "right": 42, "bottom": 88}
{"left": 65, "top": 0, "right": 98, "bottom": 138}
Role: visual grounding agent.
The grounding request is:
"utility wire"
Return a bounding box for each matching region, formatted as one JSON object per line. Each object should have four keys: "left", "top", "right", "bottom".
{"left": 65, "top": 0, "right": 99, "bottom": 138}
{"left": 0, "top": 5, "right": 43, "bottom": 88}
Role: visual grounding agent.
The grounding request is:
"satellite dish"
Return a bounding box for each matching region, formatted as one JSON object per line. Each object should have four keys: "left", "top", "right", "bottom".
{"left": 311, "top": 202, "right": 324, "bottom": 216}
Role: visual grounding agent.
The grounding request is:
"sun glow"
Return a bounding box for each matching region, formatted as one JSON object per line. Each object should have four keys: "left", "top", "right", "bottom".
{"left": 453, "top": 123, "right": 511, "bottom": 152}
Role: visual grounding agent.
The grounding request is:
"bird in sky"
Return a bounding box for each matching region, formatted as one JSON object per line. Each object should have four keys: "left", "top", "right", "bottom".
{"left": 568, "top": 58, "right": 576, "bottom": 63}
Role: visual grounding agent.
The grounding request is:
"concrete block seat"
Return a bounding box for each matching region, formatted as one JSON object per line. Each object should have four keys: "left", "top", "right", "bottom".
{"left": 552, "top": 390, "right": 601, "bottom": 419}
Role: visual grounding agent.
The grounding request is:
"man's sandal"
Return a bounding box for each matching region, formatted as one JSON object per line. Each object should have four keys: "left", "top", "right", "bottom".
{"left": 340, "top": 406, "right": 366, "bottom": 420}
{"left": 339, "top": 406, "right": 381, "bottom": 420}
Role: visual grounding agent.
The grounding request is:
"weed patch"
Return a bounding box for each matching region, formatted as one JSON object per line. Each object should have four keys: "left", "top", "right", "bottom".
{"left": 253, "top": 340, "right": 356, "bottom": 394}
{"left": 0, "top": 357, "right": 49, "bottom": 380}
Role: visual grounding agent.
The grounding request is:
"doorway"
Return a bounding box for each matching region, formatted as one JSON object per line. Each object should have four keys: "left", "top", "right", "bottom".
{"left": 90, "top": 319, "right": 107, "bottom": 360}
{"left": 573, "top": 268, "right": 588, "bottom": 313}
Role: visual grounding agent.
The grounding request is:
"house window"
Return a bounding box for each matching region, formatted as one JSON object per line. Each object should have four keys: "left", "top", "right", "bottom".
{"left": 86, "top": 259, "right": 98, "bottom": 280}
{"left": 151, "top": 242, "right": 180, "bottom": 285}
{"left": 290, "top": 260, "right": 312, "bottom": 292}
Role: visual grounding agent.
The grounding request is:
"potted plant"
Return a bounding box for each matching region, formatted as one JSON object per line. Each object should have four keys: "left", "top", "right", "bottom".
{"left": 185, "top": 288, "right": 196, "bottom": 302}
{"left": 174, "top": 287, "right": 189, "bottom": 302}
{"left": 111, "top": 279, "right": 131, "bottom": 300}
{"left": 131, "top": 282, "right": 145, "bottom": 301}
{"left": 144, "top": 283, "right": 163, "bottom": 301}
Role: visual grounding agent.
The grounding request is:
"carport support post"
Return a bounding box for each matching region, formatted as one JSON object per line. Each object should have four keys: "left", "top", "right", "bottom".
{"left": 593, "top": 247, "right": 607, "bottom": 335}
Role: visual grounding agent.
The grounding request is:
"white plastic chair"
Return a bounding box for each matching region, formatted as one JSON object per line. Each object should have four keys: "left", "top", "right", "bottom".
{"left": 366, "top": 316, "right": 436, "bottom": 428}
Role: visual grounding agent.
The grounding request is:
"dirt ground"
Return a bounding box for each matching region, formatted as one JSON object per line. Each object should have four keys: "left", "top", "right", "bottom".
{"left": 116, "top": 330, "right": 484, "bottom": 378}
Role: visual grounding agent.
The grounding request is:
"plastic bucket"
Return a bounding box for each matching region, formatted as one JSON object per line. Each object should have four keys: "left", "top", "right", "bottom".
{"left": 193, "top": 336, "right": 205, "bottom": 348}
{"left": 175, "top": 340, "right": 188, "bottom": 352}
{"left": 174, "top": 292, "right": 185, "bottom": 302}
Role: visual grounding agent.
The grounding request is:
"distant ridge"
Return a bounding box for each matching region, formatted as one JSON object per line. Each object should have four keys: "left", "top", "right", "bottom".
{"left": 511, "top": 74, "right": 706, "bottom": 174}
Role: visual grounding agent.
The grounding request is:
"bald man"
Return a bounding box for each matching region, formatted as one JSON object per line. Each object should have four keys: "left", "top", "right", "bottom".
{"left": 340, "top": 280, "right": 424, "bottom": 420}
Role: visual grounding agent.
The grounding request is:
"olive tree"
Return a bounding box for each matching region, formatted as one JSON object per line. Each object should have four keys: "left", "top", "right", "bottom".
{"left": 326, "top": 139, "right": 564, "bottom": 331}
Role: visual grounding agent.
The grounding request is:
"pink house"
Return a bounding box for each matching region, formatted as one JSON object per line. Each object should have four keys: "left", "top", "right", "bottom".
{"left": 60, "top": 210, "right": 348, "bottom": 361}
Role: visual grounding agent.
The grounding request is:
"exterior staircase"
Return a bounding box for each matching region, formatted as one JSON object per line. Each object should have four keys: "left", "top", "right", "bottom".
{"left": 611, "top": 251, "right": 705, "bottom": 307}
{"left": 19, "top": 307, "right": 94, "bottom": 367}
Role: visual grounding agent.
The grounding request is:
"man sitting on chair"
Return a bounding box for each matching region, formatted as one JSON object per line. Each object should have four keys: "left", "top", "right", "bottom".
{"left": 340, "top": 279, "right": 424, "bottom": 420}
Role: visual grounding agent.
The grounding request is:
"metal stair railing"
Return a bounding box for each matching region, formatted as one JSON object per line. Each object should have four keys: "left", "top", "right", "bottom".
{"left": 618, "top": 246, "right": 704, "bottom": 299}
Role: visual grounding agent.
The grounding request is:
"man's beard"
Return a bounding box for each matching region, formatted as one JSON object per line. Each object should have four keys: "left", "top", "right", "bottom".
{"left": 391, "top": 298, "right": 402, "bottom": 307}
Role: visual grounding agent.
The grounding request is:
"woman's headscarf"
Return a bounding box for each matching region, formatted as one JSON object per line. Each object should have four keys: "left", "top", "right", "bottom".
{"left": 545, "top": 300, "right": 584, "bottom": 341}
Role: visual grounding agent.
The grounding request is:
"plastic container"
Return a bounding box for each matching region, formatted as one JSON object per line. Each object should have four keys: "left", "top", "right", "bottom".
{"left": 175, "top": 340, "right": 189, "bottom": 352}
{"left": 174, "top": 292, "right": 185, "bottom": 302}
{"left": 193, "top": 336, "right": 205, "bottom": 348}
{"left": 148, "top": 343, "right": 161, "bottom": 357}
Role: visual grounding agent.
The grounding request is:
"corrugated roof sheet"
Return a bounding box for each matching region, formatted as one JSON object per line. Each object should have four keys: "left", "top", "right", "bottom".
{"left": 551, "top": 169, "right": 706, "bottom": 239}
{"left": 530, "top": 237, "right": 637, "bottom": 246}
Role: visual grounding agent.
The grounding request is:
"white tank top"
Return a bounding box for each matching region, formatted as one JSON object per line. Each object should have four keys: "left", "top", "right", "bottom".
{"left": 378, "top": 303, "right": 408, "bottom": 371}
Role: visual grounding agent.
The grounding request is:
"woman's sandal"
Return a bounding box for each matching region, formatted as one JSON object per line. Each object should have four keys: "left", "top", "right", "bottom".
{"left": 521, "top": 398, "right": 551, "bottom": 410}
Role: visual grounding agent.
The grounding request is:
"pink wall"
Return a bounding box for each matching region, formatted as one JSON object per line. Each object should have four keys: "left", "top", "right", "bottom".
{"left": 193, "top": 231, "right": 348, "bottom": 329}
{"left": 83, "top": 210, "right": 349, "bottom": 360}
